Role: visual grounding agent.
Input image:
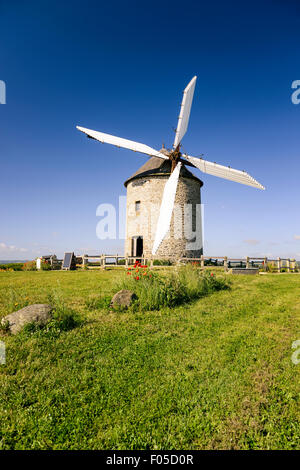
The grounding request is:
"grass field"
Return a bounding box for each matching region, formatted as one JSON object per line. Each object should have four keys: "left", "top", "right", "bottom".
{"left": 0, "top": 270, "right": 299, "bottom": 450}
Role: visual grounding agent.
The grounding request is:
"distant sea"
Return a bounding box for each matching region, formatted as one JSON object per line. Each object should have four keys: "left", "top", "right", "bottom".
{"left": 0, "top": 260, "right": 28, "bottom": 264}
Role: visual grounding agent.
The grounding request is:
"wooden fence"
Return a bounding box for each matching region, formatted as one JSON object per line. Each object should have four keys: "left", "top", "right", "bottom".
{"left": 78, "top": 255, "right": 298, "bottom": 273}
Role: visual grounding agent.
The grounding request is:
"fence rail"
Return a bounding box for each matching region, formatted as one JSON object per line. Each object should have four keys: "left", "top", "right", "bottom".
{"left": 77, "top": 254, "right": 298, "bottom": 273}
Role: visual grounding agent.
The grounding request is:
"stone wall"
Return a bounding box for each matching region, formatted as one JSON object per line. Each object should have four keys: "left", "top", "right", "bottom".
{"left": 125, "top": 175, "right": 203, "bottom": 259}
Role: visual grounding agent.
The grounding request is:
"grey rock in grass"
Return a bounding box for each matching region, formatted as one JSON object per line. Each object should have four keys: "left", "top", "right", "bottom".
{"left": 110, "top": 290, "right": 137, "bottom": 309}
{"left": 1, "top": 304, "right": 53, "bottom": 335}
{"left": 229, "top": 268, "right": 259, "bottom": 275}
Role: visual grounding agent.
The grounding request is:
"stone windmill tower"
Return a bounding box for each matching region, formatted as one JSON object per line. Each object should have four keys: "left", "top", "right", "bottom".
{"left": 77, "top": 76, "right": 264, "bottom": 259}
{"left": 124, "top": 156, "right": 203, "bottom": 259}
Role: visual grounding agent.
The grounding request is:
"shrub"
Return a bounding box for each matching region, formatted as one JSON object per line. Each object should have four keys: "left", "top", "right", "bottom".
{"left": 40, "top": 261, "right": 52, "bottom": 271}
{"left": 0, "top": 263, "right": 23, "bottom": 271}
{"left": 267, "top": 263, "right": 278, "bottom": 273}
{"left": 22, "top": 261, "right": 37, "bottom": 271}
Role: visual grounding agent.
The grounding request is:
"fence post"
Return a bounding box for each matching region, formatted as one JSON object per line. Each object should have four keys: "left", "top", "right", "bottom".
{"left": 264, "top": 257, "right": 268, "bottom": 272}
{"left": 200, "top": 255, "right": 204, "bottom": 269}
{"left": 291, "top": 258, "right": 296, "bottom": 272}
{"left": 246, "top": 256, "right": 250, "bottom": 269}
{"left": 277, "top": 257, "right": 281, "bottom": 273}
{"left": 224, "top": 256, "right": 228, "bottom": 272}
{"left": 287, "top": 259, "right": 290, "bottom": 273}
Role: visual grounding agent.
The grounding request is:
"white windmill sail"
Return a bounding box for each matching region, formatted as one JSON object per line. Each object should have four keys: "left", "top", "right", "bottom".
{"left": 152, "top": 162, "right": 182, "bottom": 255}
{"left": 173, "top": 76, "right": 197, "bottom": 148}
{"left": 184, "top": 155, "right": 265, "bottom": 190}
{"left": 76, "top": 126, "right": 168, "bottom": 160}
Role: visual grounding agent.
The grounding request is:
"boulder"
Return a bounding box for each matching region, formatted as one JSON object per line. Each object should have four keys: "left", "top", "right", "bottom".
{"left": 1, "top": 304, "right": 53, "bottom": 335}
{"left": 110, "top": 290, "right": 137, "bottom": 309}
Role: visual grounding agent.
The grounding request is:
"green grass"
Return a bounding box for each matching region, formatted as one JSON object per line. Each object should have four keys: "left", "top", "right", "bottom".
{"left": 0, "top": 270, "right": 300, "bottom": 449}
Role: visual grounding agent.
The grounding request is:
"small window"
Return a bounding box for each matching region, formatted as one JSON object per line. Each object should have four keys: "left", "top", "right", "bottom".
{"left": 135, "top": 201, "right": 141, "bottom": 212}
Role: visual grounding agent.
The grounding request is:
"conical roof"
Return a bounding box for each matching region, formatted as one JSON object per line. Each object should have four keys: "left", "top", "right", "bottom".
{"left": 124, "top": 156, "right": 203, "bottom": 187}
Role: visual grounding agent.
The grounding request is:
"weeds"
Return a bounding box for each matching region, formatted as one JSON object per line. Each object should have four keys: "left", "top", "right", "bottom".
{"left": 18, "top": 288, "right": 85, "bottom": 338}
{"left": 85, "top": 295, "right": 111, "bottom": 310}
{"left": 22, "top": 304, "right": 82, "bottom": 339}
{"left": 7, "top": 289, "right": 30, "bottom": 313}
{"left": 117, "top": 266, "right": 231, "bottom": 311}
{"left": 0, "top": 319, "right": 10, "bottom": 335}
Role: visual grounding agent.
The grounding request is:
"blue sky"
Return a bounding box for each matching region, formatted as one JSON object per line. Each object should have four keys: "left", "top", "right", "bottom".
{"left": 0, "top": 0, "right": 300, "bottom": 260}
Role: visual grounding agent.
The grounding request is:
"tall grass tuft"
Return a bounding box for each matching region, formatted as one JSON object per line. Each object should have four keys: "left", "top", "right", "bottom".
{"left": 117, "top": 266, "right": 230, "bottom": 312}
{"left": 85, "top": 294, "right": 112, "bottom": 311}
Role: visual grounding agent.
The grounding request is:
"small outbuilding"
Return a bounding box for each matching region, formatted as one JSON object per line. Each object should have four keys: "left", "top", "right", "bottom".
{"left": 36, "top": 255, "right": 59, "bottom": 270}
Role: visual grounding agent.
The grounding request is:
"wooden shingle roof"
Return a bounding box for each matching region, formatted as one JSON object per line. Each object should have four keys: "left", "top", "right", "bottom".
{"left": 124, "top": 157, "right": 203, "bottom": 187}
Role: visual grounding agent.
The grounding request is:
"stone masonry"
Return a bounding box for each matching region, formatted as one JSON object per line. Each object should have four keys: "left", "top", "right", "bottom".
{"left": 124, "top": 157, "right": 203, "bottom": 259}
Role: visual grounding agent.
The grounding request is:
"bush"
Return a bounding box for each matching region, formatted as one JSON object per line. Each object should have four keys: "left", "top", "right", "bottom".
{"left": 0, "top": 263, "right": 23, "bottom": 271}
{"left": 40, "top": 261, "right": 52, "bottom": 271}
{"left": 267, "top": 263, "right": 278, "bottom": 273}
{"left": 22, "top": 261, "right": 37, "bottom": 271}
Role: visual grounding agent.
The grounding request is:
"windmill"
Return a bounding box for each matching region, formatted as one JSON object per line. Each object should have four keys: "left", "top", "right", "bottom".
{"left": 76, "top": 76, "right": 264, "bottom": 256}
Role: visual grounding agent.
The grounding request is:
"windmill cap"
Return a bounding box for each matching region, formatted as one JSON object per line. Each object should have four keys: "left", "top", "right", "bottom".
{"left": 124, "top": 156, "right": 203, "bottom": 187}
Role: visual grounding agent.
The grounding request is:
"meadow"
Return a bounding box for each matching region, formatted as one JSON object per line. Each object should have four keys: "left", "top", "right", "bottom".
{"left": 0, "top": 269, "right": 299, "bottom": 450}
